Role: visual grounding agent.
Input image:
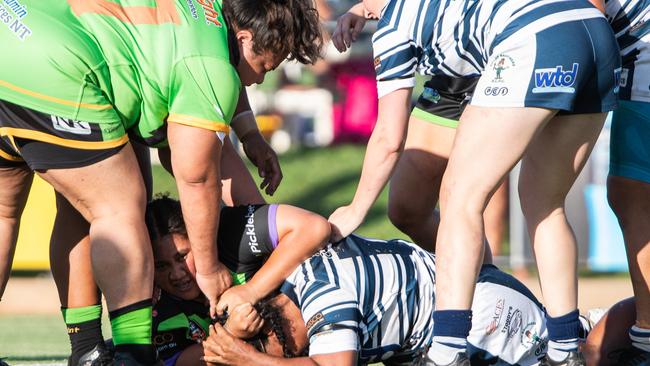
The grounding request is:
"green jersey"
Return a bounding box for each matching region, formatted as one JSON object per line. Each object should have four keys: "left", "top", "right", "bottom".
{"left": 0, "top": 0, "right": 239, "bottom": 147}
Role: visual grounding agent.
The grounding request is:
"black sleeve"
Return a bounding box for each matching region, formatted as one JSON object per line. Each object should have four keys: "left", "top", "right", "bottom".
{"left": 217, "top": 204, "right": 278, "bottom": 279}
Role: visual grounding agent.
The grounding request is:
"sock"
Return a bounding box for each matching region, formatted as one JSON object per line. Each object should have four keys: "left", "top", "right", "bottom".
{"left": 62, "top": 304, "right": 104, "bottom": 366}
{"left": 630, "top": 325, "right": 650, "bottom": 352}
{"left": 109, "top": 299, "right": 156, "bottom": 364}
{"left": 431, "top": 310, "right": 472, "bottom": 364}
{"left": 546, "top": 309, "right": 581, "bottom": 361}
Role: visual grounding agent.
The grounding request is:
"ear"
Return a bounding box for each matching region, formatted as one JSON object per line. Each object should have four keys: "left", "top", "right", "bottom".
{"left": 235, "top": 29, "right": 253, "bottom": 45}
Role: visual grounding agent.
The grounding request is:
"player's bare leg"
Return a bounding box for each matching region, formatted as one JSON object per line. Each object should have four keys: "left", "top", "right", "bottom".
{"left": 220, "top": 138, "right": 265, "bottom": 206}
{"left": 0, "top": 165, "right": 33, "bottom": 300}
{"left": 39, "top": 143, "right": 155, "bottom": 365}
{"left": 519, "top": 112, "right": 606, "bottom": 363}
{"left": 484, "top": 179, "right": 508, "bottom": 256}
{"left": 432, "top": 106, "right": 555, "bottom": 364}
{"left": 388, "top": 116, "right": 453, "bottom": 252}
{"left": 608, "top": 176, "right": 650, "bottom": 361}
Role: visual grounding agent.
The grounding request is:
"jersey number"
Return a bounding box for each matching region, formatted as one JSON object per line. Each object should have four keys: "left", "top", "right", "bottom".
{"left": 67, "top": 0, "right": 180, "bottom": 25}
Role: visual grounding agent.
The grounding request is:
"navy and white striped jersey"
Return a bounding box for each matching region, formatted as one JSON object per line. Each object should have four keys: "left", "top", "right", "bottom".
{"left": 280, "top": 235, "right": 548, "bottom": 365}
{"left": 373, "top": 0, "right": 604, "bottom": 97}
{"left": 605, "top": 0, "right": 650, "bottom": 101}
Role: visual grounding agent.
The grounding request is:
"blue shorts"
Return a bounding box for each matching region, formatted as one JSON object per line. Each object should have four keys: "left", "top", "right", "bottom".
{"left": 609, "top": 100, "right": 650, "bottom": 183}
{"left": 473, "top": 16, "right": 621, "bottom": 113}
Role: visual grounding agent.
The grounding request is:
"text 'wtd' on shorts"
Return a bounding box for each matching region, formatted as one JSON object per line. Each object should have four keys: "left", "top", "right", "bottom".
{"left": 0, "top": 99, "right": 127, "bottom": 170}
{"left": 609, "top": 100, "right": 650, "bottom": 184}
{"left": 472, "top": 17, "right": 621, "bottom": 113}
{"left": 412, "top": 76, "right": 479, "bottom": 129}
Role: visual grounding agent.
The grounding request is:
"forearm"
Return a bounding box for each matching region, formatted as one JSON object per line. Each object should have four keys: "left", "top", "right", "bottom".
{"left": 351, "top": 125, "right": 404, "bottom": 213}
{"left": 176, "top": 177, "right": 222, "bottom": 273}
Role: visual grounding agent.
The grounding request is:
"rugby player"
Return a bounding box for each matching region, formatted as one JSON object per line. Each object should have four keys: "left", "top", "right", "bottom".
{"left": 0, "top": 0, "right": 322, "bottom": 364}
{"left": 327, "top": 0, "right": 620, "bottom": 364}
{"left": 144, "top": 195, "right": 548, "bottom": 365}
{"left": 602, "top": 0, "right": 650, "bottom": 363}
{"left": 331, "top": 4, "right": 505, "bottom": 258}
{"left": 145, "top": 195, "right": 330, "bottom": 366}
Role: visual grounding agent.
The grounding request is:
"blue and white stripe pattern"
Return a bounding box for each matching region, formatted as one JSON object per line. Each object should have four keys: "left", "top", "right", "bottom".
{"left": 605, "top": 0, "right": 650, "bottom": 101}
{"left": 281, "top": 235, "right": 437, "bottom": 364}
{"left": 373, "top": 0, "right": 605, "bottom": 97}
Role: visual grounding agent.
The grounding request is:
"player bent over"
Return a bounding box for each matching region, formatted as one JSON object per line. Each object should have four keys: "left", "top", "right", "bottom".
{"left": 0, "top": 0, "right": 322, "bottom": 364}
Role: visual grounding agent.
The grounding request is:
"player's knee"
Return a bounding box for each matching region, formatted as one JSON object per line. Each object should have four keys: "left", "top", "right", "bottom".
{"left": 439, "top": 181, "right": 487, "bottom": 218}
{"left": 387, "top": 202, "right": 416, "bottom": 232}
{"left": 307, "top": 213, "right": 331, "bottom": 244}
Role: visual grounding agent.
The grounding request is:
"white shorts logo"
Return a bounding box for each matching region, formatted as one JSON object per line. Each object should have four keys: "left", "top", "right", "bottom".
{"left": 532, "top": 63, "right": 579, "bottom": 94}
{"left": 50, "top": 116, "right": 91, "bottom": 135}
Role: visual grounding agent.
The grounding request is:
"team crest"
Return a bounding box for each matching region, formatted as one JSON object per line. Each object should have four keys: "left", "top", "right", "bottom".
{"left": 490, "top": 54, "right": 515, "bottom": 82}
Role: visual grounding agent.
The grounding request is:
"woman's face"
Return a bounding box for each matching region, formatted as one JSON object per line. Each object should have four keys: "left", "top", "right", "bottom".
{"left": 153, "top": 233, "right": 202, "bottom": 301}
{"left": 235, "top": 29, "right": 287, "bottom": 86}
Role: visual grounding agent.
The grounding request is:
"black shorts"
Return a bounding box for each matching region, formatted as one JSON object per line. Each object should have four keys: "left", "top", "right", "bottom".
{"left": 0, "top": 99, "right": 126, "bottom": 170}
{"left": 217, "top": 204, "right": 278, "bottom": 284}
{"left": 412, "top": 75, "right": 479, "bottom": 127}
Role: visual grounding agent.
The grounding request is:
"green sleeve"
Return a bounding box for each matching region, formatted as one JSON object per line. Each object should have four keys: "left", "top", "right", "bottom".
{"left": 167, "top": 56, "right": 240, "bottom": 132}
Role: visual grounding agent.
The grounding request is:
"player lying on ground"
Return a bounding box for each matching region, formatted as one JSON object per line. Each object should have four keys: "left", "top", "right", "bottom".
{"left": 147, "top": 196, "right": 551, "bottom": 365}
{"left": 146, "top": 195, "right": 330, "bottom": 366}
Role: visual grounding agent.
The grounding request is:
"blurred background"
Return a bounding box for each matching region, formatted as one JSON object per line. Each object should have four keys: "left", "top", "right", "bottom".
{"left": 0, "top": 0, "right": 633, "bottom": 363}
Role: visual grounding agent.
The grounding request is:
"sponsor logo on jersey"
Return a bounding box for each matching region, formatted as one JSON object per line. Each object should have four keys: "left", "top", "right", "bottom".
{"left": 306, "top": 312, "right": 325, "bottom": 332}
{"left": 51, "top": 116, "right": 92, "bottom": 135}
{"left": 483, "top": 86, "right": 508, "bottom": 96}
{"left": 614, "top": 67, "right": 622, "bottom": 94}
{"left": 422, "top": 87, "right": 441, "bottom": 103}
{"left": 188, "top": 319, "right": 206, "bottom": 341}
{"left": 620, "top": 68, "right": 629, "bottom": 88}
{"left": 532, "top": 63, "right": 579, "bottom": 94}
{"left": 485, "top": 298, "right": 505, "bottom": 335}
{"left": 245, "top": 205, "right": 261, "bottom": 254}
{"left": 490, "top": 54, "right": 515, "bottom": 82}
{"left": 520, "top": 322, "right": 543, "bottom": 350}
{"left": 196, "top": 0, "right": 222, "bottom": 27}
{"left": 501, "top": 306, "right": 523, "bottom": 339}
{"left": 185, "top": 0, "right": 199, "bottom": 19}
{"left": 374, "top": 56, "right": 381, "bottom": 70}
{"left": 0, "top": 1, "right": 31, "bottom": 41}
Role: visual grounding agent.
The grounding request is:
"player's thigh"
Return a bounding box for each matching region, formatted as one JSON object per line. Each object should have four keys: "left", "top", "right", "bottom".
{"left": 389, "top": 115, "right": 455, "bottom": 216}
{"left": 175, "top": 344, "right": 204, "bottom": 366}
{"left": 440, "top": 105, "right": 555, "bottom": 211}
{"left": 39, "top": 142, "right": 146, "bottom": 222}
{"left": 0, "top": 165, "right": 33, "bottom": 220}
{"left": 519, "top": 112, "right": 606, "bottom": 216}
{"left": 220, "top": 138, "right": 264, "bottom": 206}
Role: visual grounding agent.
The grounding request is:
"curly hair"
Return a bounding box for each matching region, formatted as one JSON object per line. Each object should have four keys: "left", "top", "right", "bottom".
{"left": 213, "top": 294, "right": 297, "bottom": 358}
{"left": 222, "top": 0, "right": 324, "bottom": 64}
{"left": 145, "top": 193, "right": 187, "bottom": 243}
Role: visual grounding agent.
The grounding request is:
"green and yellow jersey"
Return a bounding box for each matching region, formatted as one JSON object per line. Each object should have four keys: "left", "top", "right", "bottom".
{"left": 0, "top": 0, "right": 240, "bottom": 147}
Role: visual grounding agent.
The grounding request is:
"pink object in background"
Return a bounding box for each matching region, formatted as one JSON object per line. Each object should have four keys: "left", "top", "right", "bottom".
{"left": 332, "top": 60, "right": 378, "bottom": 143}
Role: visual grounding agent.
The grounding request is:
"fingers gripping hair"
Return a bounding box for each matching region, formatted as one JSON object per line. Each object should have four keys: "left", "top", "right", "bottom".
{"left": 222, "top": 0, "right": 324, "bottom": 64}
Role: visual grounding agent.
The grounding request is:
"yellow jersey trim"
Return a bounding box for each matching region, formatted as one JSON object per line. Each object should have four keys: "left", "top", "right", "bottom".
{"left": 0, "top": 147, "right": 23, "bottom": 162}
{"left": 0, "top": 80, "right": 113, "bottom": 111}
{"left": 0, "top": 127, "right": 128, "bottom": 150}
{"left": 167, "top": 113, "right": 230, "bottom": 133}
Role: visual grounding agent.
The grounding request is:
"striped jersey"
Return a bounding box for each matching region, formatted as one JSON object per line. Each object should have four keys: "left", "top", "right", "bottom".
{"left": 605, "top": 0, "right": 650, "bottom": 101}
{"left": 280, "top": 235, "right": 548, "bottom": 365}
{"left": 373, "top": 0, "right": 604, "bottom": 97}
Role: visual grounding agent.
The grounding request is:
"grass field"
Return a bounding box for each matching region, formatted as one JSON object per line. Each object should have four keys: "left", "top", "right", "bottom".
{"left": 1, "top": 144, "right": 406, "bottom": 365}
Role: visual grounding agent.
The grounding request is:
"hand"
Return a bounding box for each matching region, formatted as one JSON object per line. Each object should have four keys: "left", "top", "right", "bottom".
{"left": 216, "top": 283, "right": 259, "bottom": 316}
{"left": 195, "top": 264, "right": 233, "bottom": 318}
{"left": 203, "top": 323, "right": 257, "bottom": 365}
{"left": 241, "top": 131, "right": 282, "bottom": 196}
{"left": 332, "top": 3, "right": 367, "bottom": 52}
{"left": 223, "top": 303, "right": 265, "bottom": 339}
{"left": 328, "top": 205, "right": 365, "bottom": 242}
